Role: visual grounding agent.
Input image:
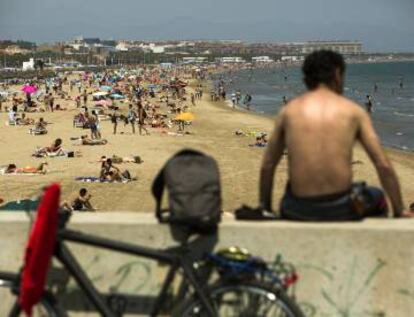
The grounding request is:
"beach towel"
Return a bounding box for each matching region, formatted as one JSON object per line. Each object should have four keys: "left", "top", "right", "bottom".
{"left": 0, "top": 172, "right": 43, "bottom": 176}
{"left": 75, "top": 176, "right": 133, "bottom": 183}
{"left": 0, "top": 199, "right": 39, "bottom": 211}
{"left": 248, "top": 144, "right": 267, "bottom": 148}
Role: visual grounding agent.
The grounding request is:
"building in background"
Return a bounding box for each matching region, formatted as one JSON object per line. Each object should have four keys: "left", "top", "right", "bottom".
{"left": 252, "top": 56, "right": 274, "bottom": 63}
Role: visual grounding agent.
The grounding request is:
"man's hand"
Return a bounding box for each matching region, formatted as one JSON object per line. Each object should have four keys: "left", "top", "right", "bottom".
{"left": 398, "top": 210, "right": 414, "bottom": 218}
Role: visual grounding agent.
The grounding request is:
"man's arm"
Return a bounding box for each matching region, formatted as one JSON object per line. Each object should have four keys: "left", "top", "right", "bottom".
{"left": 259, "top": 111, "right": 286, "bottom": 211}
{"left": 356, "top": 108, "right": 412, "bottom": 217}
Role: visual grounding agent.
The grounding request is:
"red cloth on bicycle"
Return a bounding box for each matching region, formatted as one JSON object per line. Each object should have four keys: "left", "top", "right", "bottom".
{"left": 19, "top": 183, "right": 60, "bottom": 316}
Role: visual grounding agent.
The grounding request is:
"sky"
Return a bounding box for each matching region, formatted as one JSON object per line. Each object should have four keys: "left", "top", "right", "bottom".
{"left": 0, "top": 0, "right": 413, "bottom": 52}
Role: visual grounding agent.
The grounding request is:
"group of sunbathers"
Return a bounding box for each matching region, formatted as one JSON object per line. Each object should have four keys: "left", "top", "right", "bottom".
{"left": 99, "top": 158, "right": 132, "bottom": 182}
{"left": 235, "top": 129, "right": 268, "bottom": 147}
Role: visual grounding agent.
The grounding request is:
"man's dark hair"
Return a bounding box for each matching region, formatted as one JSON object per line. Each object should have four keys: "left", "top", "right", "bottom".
{"left": 302, "top": 50, "right": 345, "bottom": 90}
{"left": 79, "top": 188, "right": 87, "bottom": 196}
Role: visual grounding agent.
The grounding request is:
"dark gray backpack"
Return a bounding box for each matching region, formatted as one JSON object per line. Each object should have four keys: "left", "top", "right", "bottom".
{"left": 152, "top": 149, "right": 222, "bottom": 233}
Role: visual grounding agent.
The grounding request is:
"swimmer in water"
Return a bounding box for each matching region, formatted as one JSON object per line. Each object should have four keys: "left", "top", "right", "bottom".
{"left": 365, "top": 95, "right": 373, "bottom": 113}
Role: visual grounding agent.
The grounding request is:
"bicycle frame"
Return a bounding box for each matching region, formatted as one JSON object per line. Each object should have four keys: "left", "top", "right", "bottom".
{"left": 51, "top": 228, "right": 217, "bottom": 317}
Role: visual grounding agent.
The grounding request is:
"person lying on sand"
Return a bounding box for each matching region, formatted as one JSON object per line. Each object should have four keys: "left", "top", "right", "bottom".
{"left": 45, "top": 138, "right": 62, "bottom": 153}
{"left": 97, "top": 155, "right": 143, "bottom": 164}
{"left": 55, "top": 104, "right": 68, "bottom": 111}
{"left": 61, "top": 188, "right": 96, "bottom": 212}
{"left": 1, "top": 162, "right": 48, "bottom": 174}
{"left": 72, "top": 135, "right": 108, "bottom": 145}
{"left": 16, "top": 113, "right": 35, "bottom": 125}
{"left": 35, "top": 138, "right": 64, "bottom": 156}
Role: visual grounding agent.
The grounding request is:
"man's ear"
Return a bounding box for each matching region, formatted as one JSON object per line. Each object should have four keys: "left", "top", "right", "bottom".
{"left": 334, "top": 68, "right": 344, "bottom": 93}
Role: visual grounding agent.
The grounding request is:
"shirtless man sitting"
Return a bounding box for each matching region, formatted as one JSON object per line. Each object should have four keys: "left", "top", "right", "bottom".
{"left": 61, "top": 188, "right": 95, "bottom": 212}
{"left": 99, "top": 158, "right": 122, "bottom": 181}
{"left": 259, "top": 50, "right": 414, "bottom": 220}
{"left": 36, "top": 138, "right": 64, "bottom": 156}
{"left": 30, "top": 117, "right": 48, "bottom": 134}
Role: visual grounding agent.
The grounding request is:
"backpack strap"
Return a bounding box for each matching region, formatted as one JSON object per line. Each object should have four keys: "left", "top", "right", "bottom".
{"left": 152, "top": 166, "right": 166, "bottom": 222}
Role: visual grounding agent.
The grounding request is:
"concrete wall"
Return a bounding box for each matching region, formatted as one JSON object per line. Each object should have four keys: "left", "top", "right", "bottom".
{"left": 0, "top": 212, "right": 413, "bottom": 316}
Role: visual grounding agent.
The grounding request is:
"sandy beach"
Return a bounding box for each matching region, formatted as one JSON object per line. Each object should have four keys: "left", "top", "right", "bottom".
{"left": 0, "top": 77, "right": 414, "bottom": 213}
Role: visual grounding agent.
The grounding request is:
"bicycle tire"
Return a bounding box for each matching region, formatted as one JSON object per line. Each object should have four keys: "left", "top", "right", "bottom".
{"left": 0, "top": 271, "right": 67, "bottom": 317}
{"left": 172, "top": 280, "right": 305, "bottom": 317}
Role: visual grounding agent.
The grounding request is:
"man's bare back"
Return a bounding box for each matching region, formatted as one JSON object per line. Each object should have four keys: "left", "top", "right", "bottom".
{"left": 283, "top": 87, "right": 361, "bottom": 196}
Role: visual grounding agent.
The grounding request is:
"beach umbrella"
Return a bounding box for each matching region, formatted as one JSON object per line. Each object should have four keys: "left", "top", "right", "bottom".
{"left": 175, "top": 112, "right": 195, "bottom": 121}
{"left": 110, "top": 93, "right": 125, "bottom": 99}
{"left": 93, "top": 91, "right": 109, "bottom": 97}
{"left": 147, "top": 84, "right": 158, "bottom": 89}
{"left": 99, "top": 85, "right": 112, "bottom": 91}
{"left": 21, "top": 85, "right": 38, "bottom": 94}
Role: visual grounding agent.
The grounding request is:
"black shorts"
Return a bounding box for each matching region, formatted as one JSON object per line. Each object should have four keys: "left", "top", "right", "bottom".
{"left": 280, "top": 182, "right": 387, "bottom": 221}
{"left": 72, "top": 199, "right": 84, "bottom": 211}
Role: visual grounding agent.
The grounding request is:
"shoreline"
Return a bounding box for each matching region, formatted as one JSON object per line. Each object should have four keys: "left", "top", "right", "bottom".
{"left": 212, "top": 84, "right": 414, "bottom": 155}
{"left": 212, "top": 61, "right": 414, "bottom": 153}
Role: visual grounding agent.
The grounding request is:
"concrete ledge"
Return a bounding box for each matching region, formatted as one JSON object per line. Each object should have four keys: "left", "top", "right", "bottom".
{"left": 1, "top": 212, "right": 414, "bottom": 316}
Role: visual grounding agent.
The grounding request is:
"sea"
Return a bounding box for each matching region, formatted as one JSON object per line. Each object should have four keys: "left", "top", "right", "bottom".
{"left": 215, "top": 61, "right": 414, "bottom": 152}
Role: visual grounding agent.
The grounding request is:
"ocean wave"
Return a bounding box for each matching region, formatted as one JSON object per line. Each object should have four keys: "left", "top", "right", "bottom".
{"left": 393, "top": 111, "right": 414, "bottom": 117}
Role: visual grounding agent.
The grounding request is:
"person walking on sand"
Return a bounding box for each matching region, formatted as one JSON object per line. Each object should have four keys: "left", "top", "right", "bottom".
{"left": 128, "top": 104, "right": 137, "bottom": 134}
{"left": 91, "top": 110, "right": 102, "bottom": 139}
{"left": 83, "top": 89, "right": 88, "bottom": 106}
{"left": 231, "top": 93, "right": 237, "bottom": 108}
{"left": 137, "top": 103, "right": 149, "bottom": 135}
{"left": 111, "top": 109, "right": 118, "bottom": 135}
{"left": 259, "top": 50, "right": 414, "bottom": 221}
{"left": 48, "top": 93, "right": 54, "bottom": 112}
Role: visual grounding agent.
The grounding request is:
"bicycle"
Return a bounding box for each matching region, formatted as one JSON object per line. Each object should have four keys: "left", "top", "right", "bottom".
{"left": 0, "top": 207, "right": 305, "bottom": 316}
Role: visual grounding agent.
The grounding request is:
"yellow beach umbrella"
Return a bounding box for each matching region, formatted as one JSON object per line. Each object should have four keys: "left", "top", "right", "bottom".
{"left": 175, "top": 112, "right": 195, "bottom": 121}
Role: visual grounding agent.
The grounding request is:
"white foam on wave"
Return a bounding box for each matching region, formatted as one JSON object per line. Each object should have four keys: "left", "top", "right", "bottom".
{"left": 393, "top": 111, "right": 414, "bottom": 117}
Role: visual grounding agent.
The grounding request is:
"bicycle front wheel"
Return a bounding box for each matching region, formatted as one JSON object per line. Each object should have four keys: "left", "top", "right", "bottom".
{"left": 173, "top": 280, "right": 305, "bottom": 317}
{"left": 0, "top": 272, "right": 66, "bottom": 317}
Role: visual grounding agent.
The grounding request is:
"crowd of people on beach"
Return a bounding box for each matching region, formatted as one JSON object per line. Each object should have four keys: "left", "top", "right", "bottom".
{"left": 0, "top": 54, "right": 413, "bottom": 217}
{"left": 0, "top": 64, "right": 209, "bottom": 210}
